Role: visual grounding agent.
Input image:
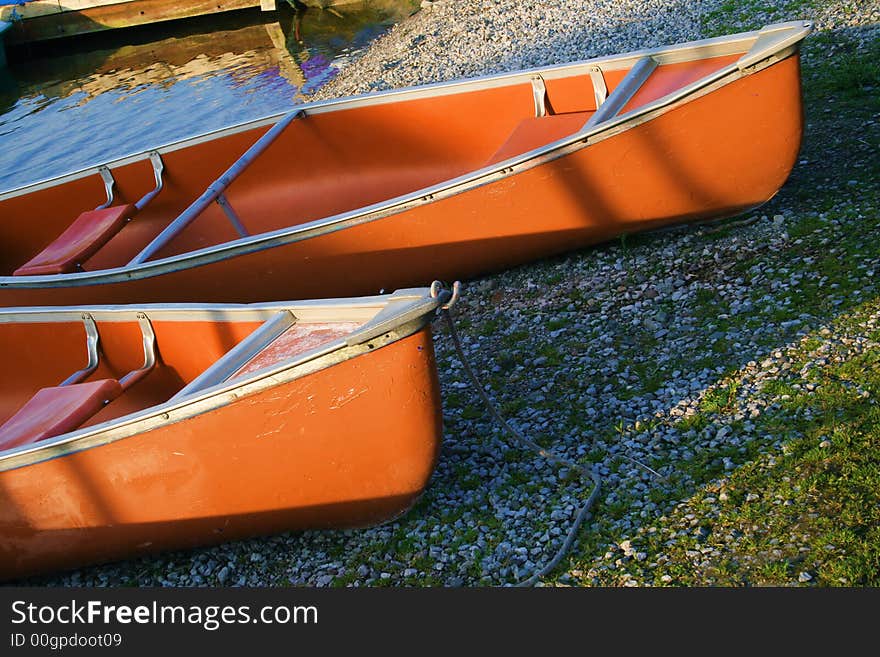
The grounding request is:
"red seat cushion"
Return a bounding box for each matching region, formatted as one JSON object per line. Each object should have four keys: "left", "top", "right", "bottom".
{"left": 485, "top": 112, "right": 591, "bottom": 166}
{"left": 0, "top": 379, "right": 123, "bottom": 451}
{"left": 14, "top": 204, "right": 137, "bottom": 276}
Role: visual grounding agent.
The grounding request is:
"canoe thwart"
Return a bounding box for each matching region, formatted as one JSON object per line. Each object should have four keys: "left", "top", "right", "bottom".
{"left": 170, "top": 310, "right": 296, "bottom": 400}
{"left": 129, "top": 108, "right": 306, "bottom": 266}
{"left": 488, "top": 56, "right": 659, "bottom": 166}
{"left": 583, "top": 55, "right": 659, "bottom": 130}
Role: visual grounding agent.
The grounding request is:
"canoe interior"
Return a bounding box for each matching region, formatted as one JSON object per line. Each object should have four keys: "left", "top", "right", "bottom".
{"left": 0, "top": 52, "right": 742, "bottom": 276}
{"left": 0, "top": 314, "right": 363, "bottom": 451}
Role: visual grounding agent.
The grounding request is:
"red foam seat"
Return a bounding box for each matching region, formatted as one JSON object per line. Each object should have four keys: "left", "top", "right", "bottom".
{"left": 14, "top": 204, "right": 137, "bottom": 276}
{"left": 0, "top": 379, "right": 123, "bottom": 451}
{"left": 485, "top": 112, "right": 591, "bottom": 166}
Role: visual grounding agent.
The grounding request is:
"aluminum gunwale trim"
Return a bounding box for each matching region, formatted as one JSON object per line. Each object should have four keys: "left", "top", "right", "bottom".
{"left": 0, "top": 289, "right": 443, "bottom": 471}
{"left": 0, "top": 291, "right": 412, "bottom": 323}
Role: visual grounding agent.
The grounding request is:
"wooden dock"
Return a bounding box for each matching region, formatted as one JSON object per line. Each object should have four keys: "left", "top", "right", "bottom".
{"left": 0, "top": 0, "right": 280, "bottom": 45}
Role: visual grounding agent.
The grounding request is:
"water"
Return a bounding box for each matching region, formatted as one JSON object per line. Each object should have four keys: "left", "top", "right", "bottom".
{"left": 0, "top": 1, "right": 415, "bottom": 193}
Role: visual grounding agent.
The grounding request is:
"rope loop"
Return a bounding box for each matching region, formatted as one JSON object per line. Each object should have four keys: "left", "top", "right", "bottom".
{"left": 440, "top": 303, "right": 601, "bottom": 587}
{"left": 430, "top": 280, "right": 461, "bottom": 310}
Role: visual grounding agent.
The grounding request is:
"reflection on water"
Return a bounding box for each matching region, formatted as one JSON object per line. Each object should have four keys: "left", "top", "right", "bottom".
{"left": 0, "top": 1, "right": 416, "bottom": 193}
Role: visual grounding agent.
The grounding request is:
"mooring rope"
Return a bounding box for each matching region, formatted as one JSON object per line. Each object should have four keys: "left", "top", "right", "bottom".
{"left": 437, "top": 297, "right": 602, "bottom": 587}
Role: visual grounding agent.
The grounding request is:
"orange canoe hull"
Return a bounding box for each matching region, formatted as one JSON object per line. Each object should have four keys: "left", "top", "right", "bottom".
{"left": 0, "top": 24, "right": 808, "bottom": 306}
{"left": 0, "top": 327, "right": 441, "bottom": 580}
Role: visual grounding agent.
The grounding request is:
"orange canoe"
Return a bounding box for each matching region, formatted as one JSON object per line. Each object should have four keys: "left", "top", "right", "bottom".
{"left": 0, "top": 21, "right": 811, "bottom": 306}
{"left": 0, "top": 286, "right": 446, "bottom": 579}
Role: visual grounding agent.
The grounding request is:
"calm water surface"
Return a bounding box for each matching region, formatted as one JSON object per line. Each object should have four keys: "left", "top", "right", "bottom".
{"left": 0, "top": 2, "right": 415, "bottom": 193}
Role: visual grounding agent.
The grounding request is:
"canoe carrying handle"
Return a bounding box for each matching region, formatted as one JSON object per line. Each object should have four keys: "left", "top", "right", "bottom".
{"left": 170, "top": 310, "right": 296, "bottom": 401}
{"left": 117, "top": 314, "right": 157, "bottom": 391}
{"left": 59, "top": 315, "right": 100, "bottom": 387}
{"left": 128, "top": 109, "right": 305, "bottom": 266}
{"left": 94, "top": 166, "right": 116, "bottom": 210}
{"left": 583, "top": 56, "right": 658, "bottom": 130}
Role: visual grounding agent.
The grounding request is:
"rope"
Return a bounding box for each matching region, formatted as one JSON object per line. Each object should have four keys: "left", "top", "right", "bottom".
{"left": 440, "top": 307, "right": 602, "bottom": 587}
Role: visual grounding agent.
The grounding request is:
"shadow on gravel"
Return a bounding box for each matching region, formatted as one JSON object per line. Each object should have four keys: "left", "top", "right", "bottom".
{"left": 426, "top": 23, "right": 880, "bottom": 582}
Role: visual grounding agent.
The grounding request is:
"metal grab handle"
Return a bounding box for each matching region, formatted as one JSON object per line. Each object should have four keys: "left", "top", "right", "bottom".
{"left": 128, "top": 109, "right": 305, "bottom": 266}
{"left": 133, "top": 151, "right": 165, "bottom": 212}
{"left": 587, "top": 66, "right": 607, "bottom": 110}
{"left": 94, "top": 166, "right": 116, "bottom": 210}
{"left": 583, "top": 56, "right": 658, "bottom": 130}
{"left": 531, "top": 75, "right": 547, "bottom": 117}
{"left": 59, "top": 315, "right": 100, "bottom": 387}
{"left": 118, "top": 314, "right": 157, "bottom": 391}
{"left": 57, "top": 313, "right": 155, "bottom": 391}
{"left": 89, "top": 150, "right": 164, "bottom": 215}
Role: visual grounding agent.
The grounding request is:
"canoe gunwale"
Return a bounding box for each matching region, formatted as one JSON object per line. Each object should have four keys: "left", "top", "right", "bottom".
{"left": 0, "top": 287, "right": 443, "bottom": 473}
{"left": 0, "top": 20, "right": 811, "bottom": 201}
{"left": 0, "top": 21, "right": 812, "bottom": 290}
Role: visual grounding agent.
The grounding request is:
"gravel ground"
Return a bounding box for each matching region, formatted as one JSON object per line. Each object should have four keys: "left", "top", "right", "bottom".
{"left": 22, "top": 0, "right": 879, "bottom": 587}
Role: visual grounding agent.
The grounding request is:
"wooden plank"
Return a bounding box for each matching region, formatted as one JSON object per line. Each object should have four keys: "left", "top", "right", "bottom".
{"left": 1, "top": 2, "right": 64, "bottom": 20}
{"left": 3, "top": 0, "right": 266, "bottom": 44}
{"left": 61, "top": 0, "right": 142, "bottom": 7}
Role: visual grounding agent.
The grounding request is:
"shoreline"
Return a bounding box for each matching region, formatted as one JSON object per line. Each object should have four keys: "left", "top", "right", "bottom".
{"left": 314, "top": 0, "right": 709, "bottom": 99}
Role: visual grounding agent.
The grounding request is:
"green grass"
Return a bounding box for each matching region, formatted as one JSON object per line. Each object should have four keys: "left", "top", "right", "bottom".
{"left": 550, "top": 15, "right": 880, "bottom": 586}
{"left": 699, "top": 381, "right": 741, "bottom": 414}
{"left": 703, "top": 0, "right": 829, "bottom": 35}
{"left": 701, "top": 358, "right": 880, "bottom": 585}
